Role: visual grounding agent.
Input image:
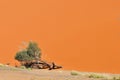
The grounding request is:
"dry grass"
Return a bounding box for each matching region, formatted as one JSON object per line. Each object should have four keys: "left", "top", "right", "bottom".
{"left": 0, "top": 63, "right": 120, "bottom": 80}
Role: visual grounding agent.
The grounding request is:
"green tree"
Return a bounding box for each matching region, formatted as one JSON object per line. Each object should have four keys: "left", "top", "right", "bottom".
{"left": 27, "top": 41, "right": 41, "bottom": 60}
{"left": 15, "top": 41, "right": 42, "bottom": 67}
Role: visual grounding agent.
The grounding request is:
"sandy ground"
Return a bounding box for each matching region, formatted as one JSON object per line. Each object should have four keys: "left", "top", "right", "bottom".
{"left": 0, "top": 65, "right": 120, "bottom": 80}
{"left": 0, "top": 69, "right": 84, "bottom": 80}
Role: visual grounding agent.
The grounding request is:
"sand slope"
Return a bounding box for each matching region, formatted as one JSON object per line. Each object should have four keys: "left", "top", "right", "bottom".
{"left": 0, "top": 65, "right": 120, "bottom": 80}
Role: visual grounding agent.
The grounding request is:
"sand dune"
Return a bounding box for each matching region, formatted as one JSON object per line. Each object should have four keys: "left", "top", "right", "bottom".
{"left": 0, "top": 65, "right": 120, "bottom": 80}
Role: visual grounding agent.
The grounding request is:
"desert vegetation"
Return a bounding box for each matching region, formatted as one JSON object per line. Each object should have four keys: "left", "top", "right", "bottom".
{"left": 15, "top": 41, "right": 62, "bottom": 70}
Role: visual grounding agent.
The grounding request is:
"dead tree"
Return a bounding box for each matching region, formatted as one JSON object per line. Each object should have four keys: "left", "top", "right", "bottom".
{"left": 29, "top": 60, "right": 62, "bottom": 70}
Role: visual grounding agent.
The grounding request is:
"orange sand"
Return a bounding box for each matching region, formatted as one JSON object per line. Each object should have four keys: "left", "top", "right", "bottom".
{"left": 0, "top": 0, "right": 120, "bottom": 73}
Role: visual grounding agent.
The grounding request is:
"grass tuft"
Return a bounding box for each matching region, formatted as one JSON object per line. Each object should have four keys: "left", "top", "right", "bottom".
{"left": 112, "top": 76, "right": 120, "bottom": 80}
{"left": 88, "top": 74, "right": 104, "bottom": 79}
{"left": 0, "top": 64, "right": 5, "bottom": 67}
{"left": 71, "top": 71, "right": 79, "bottom": 76}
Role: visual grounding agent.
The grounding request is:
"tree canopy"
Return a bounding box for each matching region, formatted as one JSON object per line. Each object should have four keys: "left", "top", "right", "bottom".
{"left": 15, "top": 50, "right": 33, "bottom": 61}
{"left": 15, "top": 41, "right": 41, "bottom": 63}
